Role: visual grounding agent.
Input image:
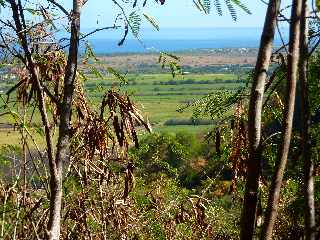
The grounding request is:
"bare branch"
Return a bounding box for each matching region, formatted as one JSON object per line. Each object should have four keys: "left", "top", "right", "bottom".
{"left": 46, "top": 0, "right": 69, "bottom": 16}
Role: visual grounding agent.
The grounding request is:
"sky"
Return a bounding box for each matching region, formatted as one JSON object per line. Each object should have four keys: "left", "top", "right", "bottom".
{"left": 77, "top": 0, "right": 294, "bottom": 29}
{"left": 0, "top": 0, "right": 303, "bottom": 41}
{"left": 1, "top": 0, "right": 308, "bottom": 29}
{"left": 79, "top": 0, "right": 267, "bottom": 28}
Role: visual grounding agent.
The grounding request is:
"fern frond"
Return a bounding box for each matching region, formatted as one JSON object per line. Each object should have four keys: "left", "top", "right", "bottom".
{"left": 143, "top": 13, "right": 160, "bottom": 31}
{"left": 128, "top": 11, "right": 141, "bottom": 37}
{"left": 203, "top": 0, "right": 211, "bottom": 14}
{"left": 230, "top": 0, "right": 251, "bottom": 14}
{"left": 107, "top": 67, "right": 128, "bottom": 85}
{"left": 225, "top": 0, "right": 237, "bottom": 21}
{"left": 158, "top": 52, "right": 182, "bottom": 78}
{"left": 213, "top": 0, "right": 222, "bottom": 16}
{"left": 193, "top": 0, "right": 210, "bottom": 14}
{"left": 193, "top": 0, "right": 204, "bottom": 12}
{"left": 188, "top": 88, "right": 246, "bottom": 120}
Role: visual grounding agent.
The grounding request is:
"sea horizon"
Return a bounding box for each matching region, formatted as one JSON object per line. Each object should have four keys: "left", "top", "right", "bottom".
{"left": 76, "top": 27, "right": 289, "bottom": 54}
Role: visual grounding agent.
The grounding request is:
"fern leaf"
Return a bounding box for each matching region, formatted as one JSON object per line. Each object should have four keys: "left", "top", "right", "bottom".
{"left": 107, "top": 67, "right": 128, "bottom": 85}
{"left": 203, "top": 0, "right": 211, "bottom": 14}
{"left": 230, "top": 0, "right": 251, "bottom": 14}
{"left": 128, "top": 11, "right": 141, "bottom": 37}
{"left": 193, "top": 0, "right": 210, "bottom": 14}
{"left": 90, "top": 67, "right": 104, "bottom": 79}
{"left": 225, "top": 0, "right": 237, "bottom": 21}
{"left": 143, "top": 13, "right": 160, "bottom": 31}
{"left": 213, "top": 0, "right": 222, "bottom": 16}
{"left": 193, "top": 0, "right": 204, "bottom": 13}
{"left": 133, "top": 0, "right": 138, "bottom": 8}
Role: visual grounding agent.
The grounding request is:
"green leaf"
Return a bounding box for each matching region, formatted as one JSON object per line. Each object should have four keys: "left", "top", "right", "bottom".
{"left": 33, "top": 124, "right": 45, "bottom": 137}
{"left": 129, "top": 11, "right": 141, "bottom": 38}
{"left": 317, "top": 0, "right": 320, "bottom": 11}
{"left": 90, "top": 67, "right": 104, "bottom": 79}
{"left": 106, "top": 67, "right": 128, "bottom": 85}
{"left": 225, "top": 0, "right": 237, "bottom": 21}
{"left": 78, "top": 71, "right": 88, "bottom": 82}
{"left": 83, "top": 42, "right": 98, "bottom": 64}
{"left": 193, "top": 0, "right": 204, "bottom": 13}
{"left": 230, "top": 0, "right": 251, "bottom": 15}
{"left": 143, "top": 13, "right": 160, "bottom": 31}
{"left": 158, "top": 52, "right": 182, "bottom": 78}
{"left": 162, "top": 52, "right": 180, "bottom": 61}
{"left": 25, "top": 8, "right": 39, "bottom": 16}
{"left": 193, "top": 0, "right": 210, "bottom": 14}
{"left": 213, "top": 0, "right": 222, "bottom": 16}
{"left": 203, "top": 0, "right": 211, "bottom": 14}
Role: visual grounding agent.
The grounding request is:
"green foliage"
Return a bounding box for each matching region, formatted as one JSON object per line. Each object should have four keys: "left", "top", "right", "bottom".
{"left": 131, "top": 132, "right": 190, "bottom": 179}
{"left": 0, "top": 145, "right": 21, "bottom": 179}
{"left": 316, "top": 0, "right": 320, "bottom": 11}
{"left": 129, "top": 11, "right": 141, "bottom": 37}
{"left": 213, "top": 0, "right": 223, "bottom": 15}
{"left": 308, "top": 51, "right": 320, "bottom": 112}
{"left": 225, "top": 0, "right": 237, "bottom": 21}
{"left": 158, "top": 52, "right": 182, "bottom": 78}
{"left": 143, "top": 13, "right": 160, "bottom": 31}
{"left": 106, "top": 67, "right": 128, "bottom": 85}
{"left": 230, "top": 0, "right": 251, "bottom": 14}
{"left": 193, "top": 0, "right": 251, "bottom": 20}
{"left": 187, "top": 88, "right": 245, "bottom": 120}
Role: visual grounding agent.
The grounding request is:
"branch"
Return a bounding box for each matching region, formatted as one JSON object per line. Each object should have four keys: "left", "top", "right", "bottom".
{"left": 43, "top": 85, "right": 60, "bottom": 106}
{"left": 0, "top": 30, "right": 26, "bottom": 64}
{"left": 58, "top": 25, "right": 121, "bottom": 50}
{"left": 80, "top": 25, "right": 121, "bottom": 40}
{"left": 46, "top": 0, "right": 69, "bottom": 16}
{"left": 8, "top": 0, "right": 55, "bottom": 170}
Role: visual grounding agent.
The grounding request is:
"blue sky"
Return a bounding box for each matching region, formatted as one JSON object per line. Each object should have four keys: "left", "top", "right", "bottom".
{"left": 0, "top": 1, "right": 300, "bottom": 29}
{"left": 80, "top": 0, "right": 267, "bottom": 28}
{"left": 78, "top": 0, "right": 295, "bottom": 29}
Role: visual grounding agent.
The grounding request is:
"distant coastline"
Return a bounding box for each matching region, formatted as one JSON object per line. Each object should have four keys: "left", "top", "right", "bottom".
{"left": 82, "top": 39, "right": 285, "bottom": 55}
{"left": 78, "top": 27, "right": 289, "bottom": 55}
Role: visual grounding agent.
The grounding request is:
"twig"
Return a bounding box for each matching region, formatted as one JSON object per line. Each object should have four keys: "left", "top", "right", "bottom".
{"left": 46, "top": 0, "right": 69, "bottom": 16}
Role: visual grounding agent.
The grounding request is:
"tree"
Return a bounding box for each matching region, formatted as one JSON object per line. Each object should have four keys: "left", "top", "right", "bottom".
{"left": 0, "top": 0, "right": 156, "bottom": 239}
{"left": 299, "top": 1, "right": 316, "bottom": 239}
{"left": 261, "top": 0, "right": 302, "bottom": 239}
{"left": 240, "top": 1, "right": 281, "bottom": 239}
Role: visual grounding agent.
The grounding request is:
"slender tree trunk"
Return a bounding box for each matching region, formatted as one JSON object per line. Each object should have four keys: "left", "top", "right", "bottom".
{"left": 47, "top": 1, "right": 81, "bottom": 239}
{"left": 8, "top": 0, "right": 55, "bottom": 203}
{"left": 240, "top": 1, "right": 281, "bottom": 239}
{"left": 299, "top": 2, "right": 316, "bottom": 239}
{"left": 261, "top": 1, "right": 302, "bottom": 239}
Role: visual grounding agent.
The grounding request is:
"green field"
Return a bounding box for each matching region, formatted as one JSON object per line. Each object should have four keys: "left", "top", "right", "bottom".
{"left": 85, "top": 73, "right": 244, "bottom": 130}
{"left": 0, "top": 72, "right": 244, "bottom": 146}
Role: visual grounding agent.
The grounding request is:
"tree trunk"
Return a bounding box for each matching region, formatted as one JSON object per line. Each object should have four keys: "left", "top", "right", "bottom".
{"left": 261, "top": 0, "right": 302, "bottom": 239}
{"left": 240, "top": 1, "right": 281, "bottom": 239}
{"left": 47, "top": 1, "right": 81, "bottom": 239}
{"left": 299, "top": 2, "right": 316, "bottom": 239}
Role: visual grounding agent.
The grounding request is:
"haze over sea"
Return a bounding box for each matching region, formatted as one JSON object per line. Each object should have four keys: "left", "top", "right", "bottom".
{"left": 82, "top": 27, "right": 289, "bottom": 54}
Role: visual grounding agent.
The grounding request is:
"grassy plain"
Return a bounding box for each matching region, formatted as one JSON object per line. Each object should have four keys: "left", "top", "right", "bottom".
{"left": 0, "top": 49, "right": 252, "bottom": 145}
{"left": 85, "top": 72, "right": 244, "bottom": 130}
{"left": 0, "top": 72, "right": 244, "bottom": 145}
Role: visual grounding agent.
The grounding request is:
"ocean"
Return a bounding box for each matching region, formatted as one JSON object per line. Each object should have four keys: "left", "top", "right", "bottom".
{"left": 80, "top": 27, "right": 289, "bottom": 54}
